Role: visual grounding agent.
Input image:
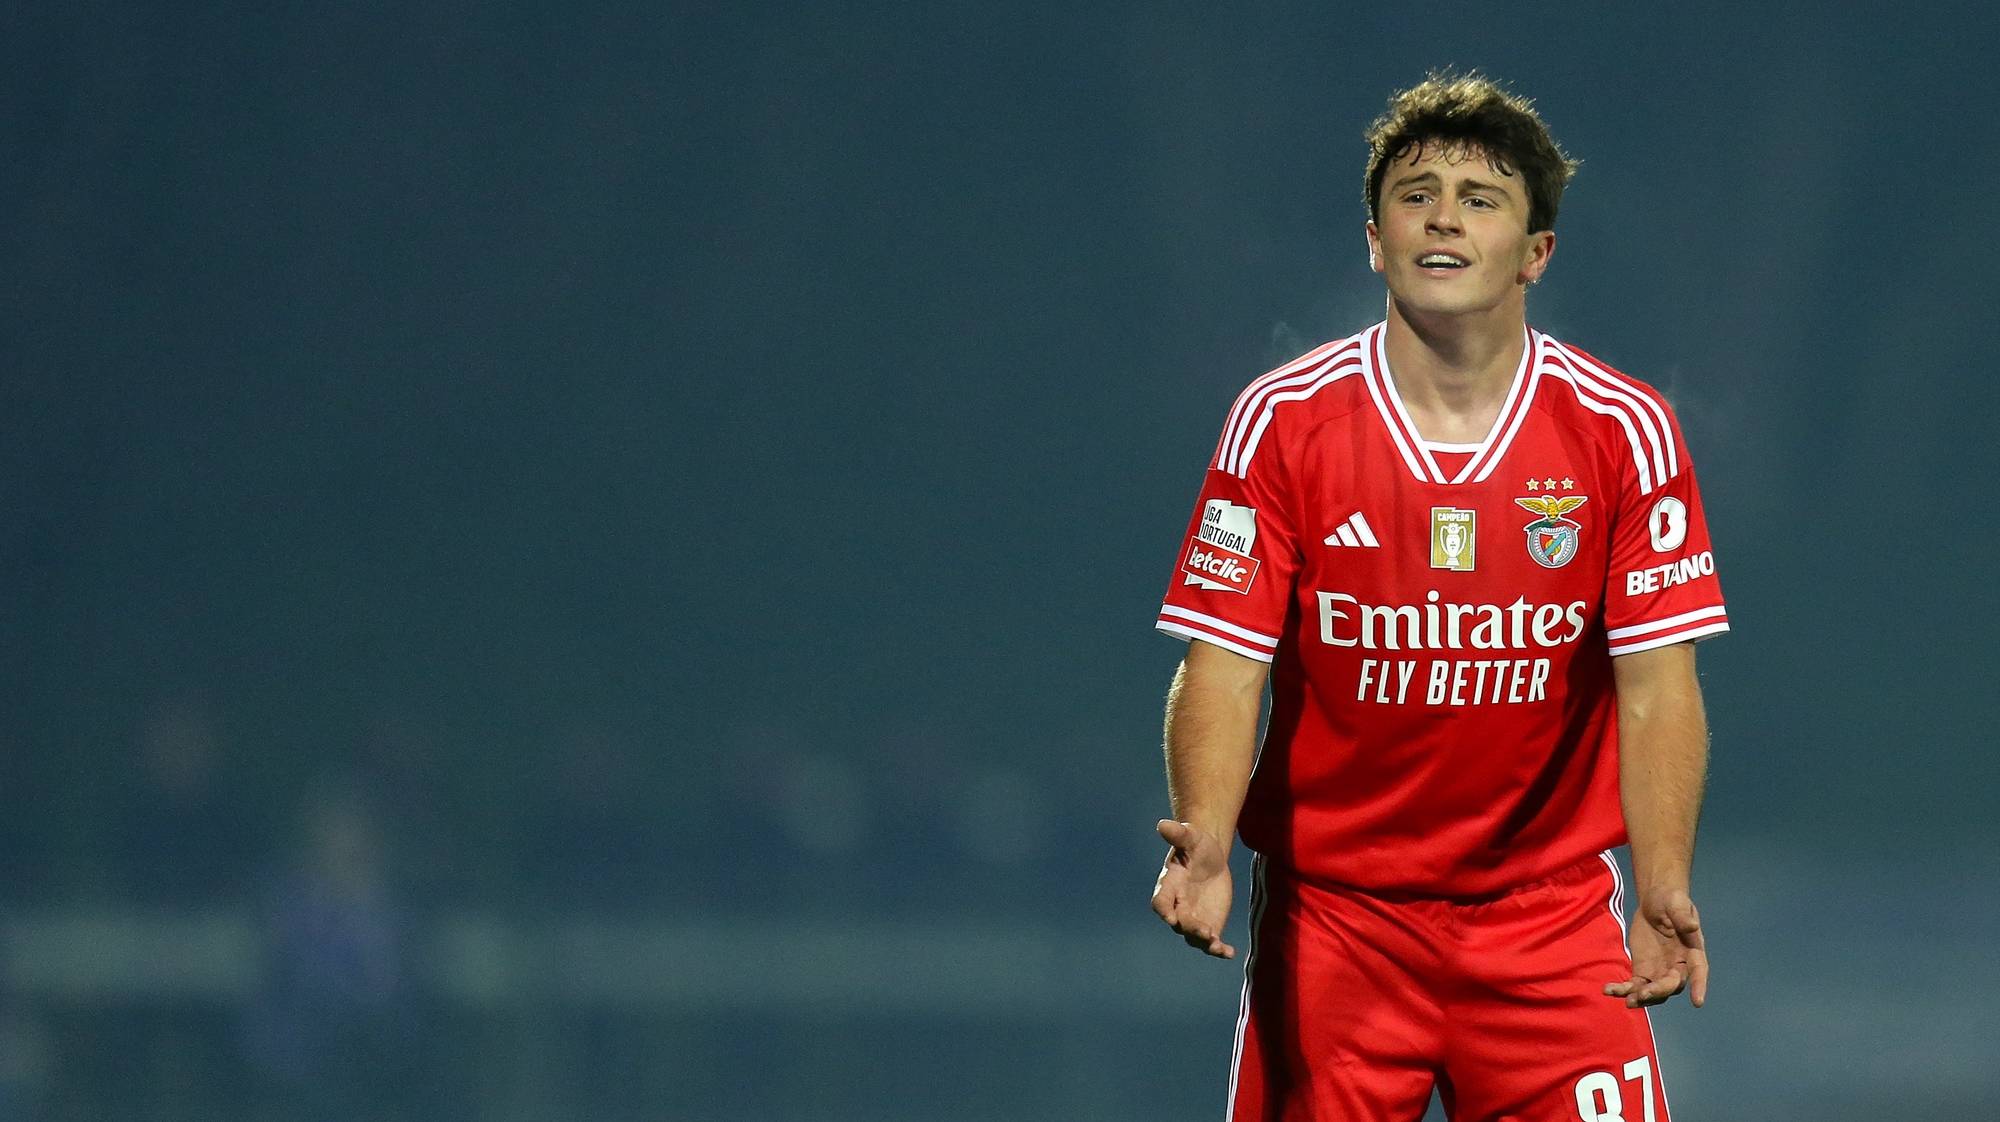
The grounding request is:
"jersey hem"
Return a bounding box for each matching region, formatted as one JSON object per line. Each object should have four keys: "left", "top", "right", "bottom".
{"left": 1607, "top": 620, "right": 1729, "bottom": 656}
{"left": 1155, "top": 620, "right": 1277, "bottom": 663}
{"left": 1605, "top": 604, "right": 1728, "bottom": 641}
{"left": 1158, "top": 605, "right": 1279, "bottom": 646}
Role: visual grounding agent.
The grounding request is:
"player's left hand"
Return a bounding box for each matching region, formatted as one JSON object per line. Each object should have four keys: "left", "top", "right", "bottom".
{"left": 1605, "top": 888, "right": 1707, "bottom": 1008}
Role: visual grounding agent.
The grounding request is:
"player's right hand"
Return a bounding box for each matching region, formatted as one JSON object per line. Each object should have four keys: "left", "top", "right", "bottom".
{"left": 1151, "top": 819, "right": 1236, "bottom": 959}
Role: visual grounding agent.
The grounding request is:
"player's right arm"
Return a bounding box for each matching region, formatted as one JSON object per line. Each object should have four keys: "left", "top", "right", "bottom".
{"left": 1148, "top": 355, "right": 1312, "bottom": 958}
{"left": 1151, "top": 639, "right": 1267, "bottom": 959}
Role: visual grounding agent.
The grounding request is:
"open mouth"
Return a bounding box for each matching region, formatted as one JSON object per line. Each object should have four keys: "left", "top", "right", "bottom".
{"left": 1416, "top": 253, "right": 1470, "bottom": 269}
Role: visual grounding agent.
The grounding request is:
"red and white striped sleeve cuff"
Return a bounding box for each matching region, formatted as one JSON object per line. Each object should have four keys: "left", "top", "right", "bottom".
{"left": 1606, "top": 605, "right": 1730, "bottom": 656}
{"left": 1155, "top": 605, "right": 1280, "bottom": 663}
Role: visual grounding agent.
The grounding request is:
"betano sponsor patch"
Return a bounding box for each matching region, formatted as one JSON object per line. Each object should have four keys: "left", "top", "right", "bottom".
{"left": 1182, "top": 499, "right": 1260, "bottom": 594}
{"left": 1625, "top": 550, "right": 1715, "bottom": 596}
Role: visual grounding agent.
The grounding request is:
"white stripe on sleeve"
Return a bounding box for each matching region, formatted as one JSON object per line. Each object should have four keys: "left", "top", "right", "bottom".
{"left": 1155, "top": 620, "right": 1277, "bottom": 663}
{"left": 1605, "top": 605, "right": 1729, "bottom": 640}
{"left": 1607, "top": 620, "right": 1730, "bottom": 657}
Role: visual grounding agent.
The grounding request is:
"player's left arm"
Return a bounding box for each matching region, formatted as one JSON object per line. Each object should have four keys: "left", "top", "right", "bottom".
{"left": 1583, "top": 361, "right": 1728, "bottom": 1008}
{"left": 1605, "top": 641, "right": 1710, "bottom": 1008}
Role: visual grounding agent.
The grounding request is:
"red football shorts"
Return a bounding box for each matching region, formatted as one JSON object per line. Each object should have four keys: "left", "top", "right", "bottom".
{"left": 1226, "top": 852, "right": 1673, "bottom": 1122}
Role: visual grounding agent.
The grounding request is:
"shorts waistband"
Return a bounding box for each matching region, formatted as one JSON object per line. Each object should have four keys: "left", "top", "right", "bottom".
{"left": 1272, "top": 850, "right": 1618, "bottom": 908}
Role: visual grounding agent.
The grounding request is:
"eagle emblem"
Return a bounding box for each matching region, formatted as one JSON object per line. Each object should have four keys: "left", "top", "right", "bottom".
{"left": 1514, "top": 494, "right": 1587, "bottom": 569}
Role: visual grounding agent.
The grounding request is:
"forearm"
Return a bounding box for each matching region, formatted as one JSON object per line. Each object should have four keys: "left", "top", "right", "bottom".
{"left": 1162, "top": 649, "right": 1264, "bottom": 848}
{"left": 1616, "top": 660, "right": 1709, "bottom": 896}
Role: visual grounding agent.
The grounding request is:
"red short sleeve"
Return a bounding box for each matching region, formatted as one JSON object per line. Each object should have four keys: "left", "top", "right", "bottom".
{"left": 1601, "top": 404, "right": 1729, "bottom": 655}
{"left": 1155, "top": 426, "right": 1303, "bottom": 663}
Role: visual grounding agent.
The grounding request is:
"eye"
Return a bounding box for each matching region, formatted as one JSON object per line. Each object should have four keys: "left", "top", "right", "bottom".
{"left": 1465, "top": 196, "right": 1494, "bottom": 209}
{"left": 1402, "top": 192, "right": 1431, "bottom": 204}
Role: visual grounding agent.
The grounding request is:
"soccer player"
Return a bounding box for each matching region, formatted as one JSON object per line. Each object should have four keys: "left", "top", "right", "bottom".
{"left": 1147, "top": 72, "right": 1727, "bottom": 1122}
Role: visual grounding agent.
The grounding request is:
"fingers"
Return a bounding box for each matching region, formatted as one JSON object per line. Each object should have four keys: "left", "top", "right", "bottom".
{"left": 1664, "top": 898, "right": 1705, "bottom": 951}
{"left": 1601, "top": 972, "right": 1679, "bottom": 1007}
{"left": 1602, "top": 963, "right": 1690, "bottom": 1008}
{"left": 1647, "top": 899, "right": 1708, "bottom": 1006}
{"left": 1151, "top": 862, "right": 1183, "bottom": 921}
{"left": 1162, "top": 916, "right": 1233, "bottom": 957}
{"left": 1193, "top": 932, "right": 1236, "bottom": 959}
{"left": 1151, "top": 870, "right": 1232, "bottom": 957}
{"left": 1605, "top": 894, "right": 1711, "bottom": 1007}
{"left": 1631, "top": 965, "right": 1687, "bottom": 1007}
{"left": 1148, "top": 859, "right": 1194, "bottom": 932}
{"left": 1174, "top": 921, "right": 1234, "bottom": 958}
{"left": 1157, "top": 818, "right": 1200, "bottom": 851}
{"left": 1677, "top": 899, "right": 1708, "bottom": 1005}
{"left": 1150, "top": 825, "right": 1186, "bottom": 924}
{"left": 1155, "top": 891, "right": 1227, "bottom": 955}
{"left": 1174, "top": 921, "right": 1234, "bottom": 959}
{"left": 1150, "top": 821, "right": 1233, "bottom": 958}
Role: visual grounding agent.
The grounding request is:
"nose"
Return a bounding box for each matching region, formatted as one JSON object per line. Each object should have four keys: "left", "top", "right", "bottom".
{"left": 1425, "top": 198, "right": 1462, "bottom": 236}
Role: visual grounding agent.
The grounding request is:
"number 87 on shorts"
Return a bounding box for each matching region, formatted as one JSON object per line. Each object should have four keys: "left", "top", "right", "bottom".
{"left": 1574, "top": 1056, "right": 1661, "bottom": 1122}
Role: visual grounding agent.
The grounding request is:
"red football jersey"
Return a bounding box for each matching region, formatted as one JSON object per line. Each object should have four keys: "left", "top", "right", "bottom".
{"left": 1157, "top": 322, "right": 1728, "bottom": 897}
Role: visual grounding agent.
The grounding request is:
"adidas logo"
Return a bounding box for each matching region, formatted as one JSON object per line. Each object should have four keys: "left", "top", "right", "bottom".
{"left": 1323, "top": 512, "right": 1379, "bottom": 548}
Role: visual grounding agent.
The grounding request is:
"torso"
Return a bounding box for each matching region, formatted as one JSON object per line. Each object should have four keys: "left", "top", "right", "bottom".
{"left": 1160, "top": 321, "right": 1725, "bottom": 897}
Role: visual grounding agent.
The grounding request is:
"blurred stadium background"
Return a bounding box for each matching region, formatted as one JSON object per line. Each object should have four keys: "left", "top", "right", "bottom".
{"left": 3, "top": 3, "right": 1996, "bottom": 1119}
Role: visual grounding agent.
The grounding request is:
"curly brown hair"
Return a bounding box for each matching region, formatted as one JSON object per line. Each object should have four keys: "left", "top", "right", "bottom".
{"left": 1364, "top": 72, "right": 1579, "bottom": 235}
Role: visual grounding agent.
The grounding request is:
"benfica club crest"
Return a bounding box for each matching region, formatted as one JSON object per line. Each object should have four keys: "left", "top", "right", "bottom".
{"left": 1514, "top": 494, "right": 1588, "bottom": 569}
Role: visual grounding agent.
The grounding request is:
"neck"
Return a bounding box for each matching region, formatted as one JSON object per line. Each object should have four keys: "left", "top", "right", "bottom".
{"left": 1381, "top": 297, "right": 1527, "bottom": 442}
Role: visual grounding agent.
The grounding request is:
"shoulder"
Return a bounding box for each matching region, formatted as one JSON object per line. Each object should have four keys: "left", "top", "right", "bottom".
{"left": 1531, "top": 331, "right": 1686, "bottom": 496}
{"left": 1211, "top": 326, "right": 1374, "bottom": 477}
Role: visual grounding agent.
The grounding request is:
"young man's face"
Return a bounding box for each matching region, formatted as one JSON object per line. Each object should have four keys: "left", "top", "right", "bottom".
{"left": 1366, "top": 141, "right": 1555, "bottom": 319}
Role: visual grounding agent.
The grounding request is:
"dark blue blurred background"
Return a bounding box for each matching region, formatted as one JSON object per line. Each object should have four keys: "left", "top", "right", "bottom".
{"left": 2, "top": 2, "right": 1996, "bottom": 1119}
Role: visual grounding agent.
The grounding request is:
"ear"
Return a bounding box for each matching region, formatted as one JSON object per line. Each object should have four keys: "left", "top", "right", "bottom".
{"left": 1520, "top": 230, "right": 1556, "bottom": 285}
{"left": 1365, "top": 221, "right": 1384, "bottom": 275}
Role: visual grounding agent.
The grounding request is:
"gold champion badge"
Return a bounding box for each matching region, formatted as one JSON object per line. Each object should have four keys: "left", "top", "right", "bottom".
{"left": 1429, "top": 507, "right": 1476, "bottom": 571}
